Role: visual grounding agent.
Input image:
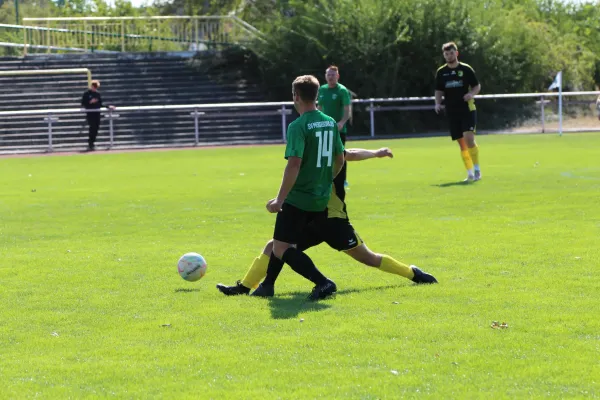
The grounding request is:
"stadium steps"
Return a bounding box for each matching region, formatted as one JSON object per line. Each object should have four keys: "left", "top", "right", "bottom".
{"left": 0, "top": 52, "right": 282, "bottom": 153}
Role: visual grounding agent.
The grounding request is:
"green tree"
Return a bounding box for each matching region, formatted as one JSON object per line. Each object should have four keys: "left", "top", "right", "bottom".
{"left": 233, "top": 0, "right": 599, "bottom": 133}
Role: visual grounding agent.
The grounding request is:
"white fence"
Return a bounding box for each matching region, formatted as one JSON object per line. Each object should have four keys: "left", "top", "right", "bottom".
{"left": 353, "top": 91, "right": 600, "bottom": 137}
{"left": 0, "top": 92, "right": 599, "bottom": 153}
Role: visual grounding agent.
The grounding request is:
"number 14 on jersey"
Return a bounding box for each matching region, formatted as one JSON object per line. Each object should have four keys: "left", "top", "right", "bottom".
{"left": 315, "top": 130, "right": 334, "bottom": 168}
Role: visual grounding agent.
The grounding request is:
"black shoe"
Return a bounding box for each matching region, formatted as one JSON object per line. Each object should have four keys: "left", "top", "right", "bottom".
{"left": 411, "top": 265, "right": 438, "bottom": 284}
{"left": 216, "top": 280, "right": 250, "bottom": 296}
{"left": 308, "top": 279, "right": 337, "bottom": 301}
{"left": 86, "top": 145, "right": 95, "bottom": 152}
{"left": 251, "top": 283, "right": 274, "bottom": 298}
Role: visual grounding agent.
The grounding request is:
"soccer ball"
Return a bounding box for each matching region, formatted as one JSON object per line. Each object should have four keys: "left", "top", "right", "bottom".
{"left": 177, "top": 252, "right": 207, "bottom": 282}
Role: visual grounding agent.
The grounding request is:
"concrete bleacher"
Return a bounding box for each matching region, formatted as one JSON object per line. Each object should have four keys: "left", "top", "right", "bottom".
{"left": 0, "top": 52, "right": 282, "bottom": 153}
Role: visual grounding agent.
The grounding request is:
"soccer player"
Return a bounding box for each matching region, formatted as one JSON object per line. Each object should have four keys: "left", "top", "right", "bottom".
{"left": 319, "top": 65, "right": 352, "bottom": 186}
{"left": 251, "top": 75, "right": 345, "bottom": 301}
{"left": 434, "top": 42, "right": 482, "bottom": 181}
{"left": 318, "top": 66, "right": 352, "bottom": 143}
{"left": 216, "top": 147, "right": 437, "bottom": 297}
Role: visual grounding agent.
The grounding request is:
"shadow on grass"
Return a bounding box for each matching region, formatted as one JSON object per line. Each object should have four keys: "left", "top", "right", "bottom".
{"left": 433, "top": 180, "right": 471, "bottom": 188}
{"left": 174, "top": 288, "right": 202, "bottom": 293}
{"left": 267, "top": 284, "right": 404, "bottom": 320}
{"left": 267, "top": 293, "right": 331, "bottom": 320}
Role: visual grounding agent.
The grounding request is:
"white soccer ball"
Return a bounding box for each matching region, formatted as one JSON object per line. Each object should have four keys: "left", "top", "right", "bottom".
{"left": 177, "top": 252, "right": 207, "bottom": 282}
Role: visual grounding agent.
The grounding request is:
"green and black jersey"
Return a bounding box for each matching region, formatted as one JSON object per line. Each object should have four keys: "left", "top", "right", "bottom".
{"left": 435, "top": 62, "right": 479, "bottom": 113}
{"left": 284, "top": 110, "right": 344, "bottom": 212}
{"left": 326, "top": 155, "right": 349, "bottom": 220}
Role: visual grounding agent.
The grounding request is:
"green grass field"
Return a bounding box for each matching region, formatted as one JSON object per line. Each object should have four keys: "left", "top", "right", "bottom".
{"left": 1, "top": 133, "right": 599, "bottom": 398}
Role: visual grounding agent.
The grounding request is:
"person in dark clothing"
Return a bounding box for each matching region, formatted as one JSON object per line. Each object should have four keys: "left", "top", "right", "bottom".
{"left": 81, "top": 80, "right": 114, "bottom": 151}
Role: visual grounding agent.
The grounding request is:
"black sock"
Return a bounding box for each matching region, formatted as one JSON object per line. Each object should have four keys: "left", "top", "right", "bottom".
{"left": 281, "top": 248, "right": 327, "bottom": 285}
{"left": 262, "top": 252, "right": 285, "bottom": 286}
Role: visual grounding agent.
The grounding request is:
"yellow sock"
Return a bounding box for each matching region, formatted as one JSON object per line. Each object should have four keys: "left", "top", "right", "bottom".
{"left": 461, "top": 150, "right": 474, "bottom": 171}
{"left": 378, "top": 255, "right": 414, "bottom": 280}
{"left": 241, "top": 253, "right": 269, "bottom": 289}
{"left": 468, "top": 145, "right": 479, "bottom": 169}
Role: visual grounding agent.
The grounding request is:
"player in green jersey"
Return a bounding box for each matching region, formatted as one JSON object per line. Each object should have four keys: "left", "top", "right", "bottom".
{"left": 252, "top": 75, "right": 345, "bottom": 301}
{"left": 319, "top": 65, "right": 352, "bottom": 187}
{"left": 318, "top": 65, "right": 352, "bottom": 142}
{"left": 216, "top": 147, "right": 437, "bottom": 298}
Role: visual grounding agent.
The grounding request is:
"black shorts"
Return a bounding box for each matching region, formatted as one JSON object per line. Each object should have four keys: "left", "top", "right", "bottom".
{"left": 297, "top": 217, "right": 364, "bottom": 252}
{"left": 273, "top": 203, "right": 327, "bottom": 244}
{"left": 447, "top": 110, "right": 477, "bottom": 141}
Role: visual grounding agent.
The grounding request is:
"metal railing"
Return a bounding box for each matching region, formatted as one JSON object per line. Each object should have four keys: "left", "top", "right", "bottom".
{"left": 0, "top": 92, "right": 599, "bottom": 153}
{"left": 0, "top": 68, "right": 92, "bottom": 86}
{"left": 0, "top": 39, "right": 119, "bottom": 53}
{"left": 353, "top": 91, "right": 600, "bottom": 136}
{"left": 0, "top": 103, "right": 292, "bottom": 152}
{"left": 11, "top": 16, "right": 260, "bottom": 55}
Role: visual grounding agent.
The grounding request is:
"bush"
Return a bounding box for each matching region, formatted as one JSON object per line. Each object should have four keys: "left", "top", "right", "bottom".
{"left": 236, "top": 0, "right": 600, "bottom": 134}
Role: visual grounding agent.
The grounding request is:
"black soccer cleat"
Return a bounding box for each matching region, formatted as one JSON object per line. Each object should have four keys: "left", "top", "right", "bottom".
{"left": 411, "top": 265, "right": 438, "bottom": 284}
{"left": 307, "top": 279, "right": 337, "bottom": 301}
{"left": 251, "top": 283, "right": 275, "bottom": 298}
{"left": 216, "top": 280, "right": 251, "bottom": 296}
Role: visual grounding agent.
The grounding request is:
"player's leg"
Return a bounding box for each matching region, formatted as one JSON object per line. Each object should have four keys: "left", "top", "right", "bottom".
{"left": 449, "top": 114, "right": 474, "bottom": 180}
{"left": 271, "top": 239, "right": 331, "bottom": 293}
{"left": 238, "top": 223, "right": 322, "bottom": 294}
{"left": 215, "top": 240, "right": 273, "bottom": 295}
{"left": 344, "top": 244, "right": 437, "bottom": 284}
{"left": 291, "top": 219, "right": 337, "bottom": 300}
{"left": 457, "top": 137, "right": 475, "bottom": 181}
{"left": 253, "top": 205, "right": 334, "bottom": 300}
{"left": 296, "top": 220, "right": 326, "bottom": 253}
{"left": 465, "top": 132, "right": 480, "bottom": 180}
{"left": 323, "top": 219, "right": 437, "bottom": 284}
{"left": 263, "top": 208, "right": 322, "bottom": 285}
{"left": 464, "top": 110, "right": 480, "bottom": 180}
{"left": 255, "top": 239, "right": 334, "bottom": 300}
{"left": 255, "top": 203, "right": 303, "bottom": 295}
{"left": 240, "top": 222, "right": 324, "bottom": 297}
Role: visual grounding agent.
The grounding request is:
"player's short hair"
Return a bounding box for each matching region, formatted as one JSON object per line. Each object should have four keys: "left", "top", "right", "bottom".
{"left": 326, "top": 65, "right": 339, "bottom": 73}
{"left": 292, "top": 75, "right": 320, "bottom": 102}
{"left": 91, "top": 80, "right": 100, "bottom": 88}
{"left": 442, "top": 42, "right": 458, "bottom": 52}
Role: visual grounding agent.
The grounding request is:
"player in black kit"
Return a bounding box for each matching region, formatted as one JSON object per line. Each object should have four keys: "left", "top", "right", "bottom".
{"left": 435, "top": 42, "right": 482, "bottom": 182}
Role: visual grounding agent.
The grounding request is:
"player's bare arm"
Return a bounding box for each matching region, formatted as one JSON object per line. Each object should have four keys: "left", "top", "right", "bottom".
{"left": 463, "top": 84, "right": 481, "bottom": 102}
{"left": 266, "top": 156, "right": 302, "bottom": 213}
{"left": 345, "top": 148, "right": 393, "bottom": 162}
{"left": 338, "top": 105, "right": 351, "bottom": 131}
{"left": 435, "top": 90, "right": 444, "bottom": 113}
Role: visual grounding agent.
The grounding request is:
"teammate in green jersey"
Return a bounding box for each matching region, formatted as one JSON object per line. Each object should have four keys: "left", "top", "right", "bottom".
{"left": 318, "top": 65, "right": 352, "bottom": 142}
{"left": 319, "top": 65, "right": 352, "bottom": 187}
